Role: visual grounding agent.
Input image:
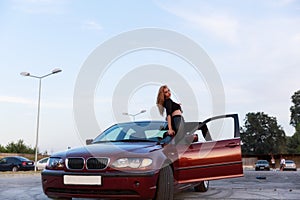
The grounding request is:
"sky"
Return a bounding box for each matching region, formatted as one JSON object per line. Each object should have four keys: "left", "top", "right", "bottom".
{"left": 1, "top": 0, "right": 300, "bottom": 154}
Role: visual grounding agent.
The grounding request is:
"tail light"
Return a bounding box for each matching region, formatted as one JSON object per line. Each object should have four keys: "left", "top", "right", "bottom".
{"left": 22, "top": 162, "right": 27, "bottom": 166}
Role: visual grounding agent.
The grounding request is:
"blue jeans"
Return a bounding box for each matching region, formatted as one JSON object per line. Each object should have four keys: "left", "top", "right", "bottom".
{"left": 161, "top": 115, "right": 185, "bottom": 144}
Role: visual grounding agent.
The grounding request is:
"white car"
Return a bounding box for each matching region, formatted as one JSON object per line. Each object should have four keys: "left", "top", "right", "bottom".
{"left": 284, "top": 160, "right": 297, "bottom": 171}
{"left": 36, "top": 157, "right": 49, "bottom": 171}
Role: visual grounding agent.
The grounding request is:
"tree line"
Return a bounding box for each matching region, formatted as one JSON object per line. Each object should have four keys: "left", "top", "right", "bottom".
{"left": 241, "top": 90, "right": 300, "bottom": 155}
{"left": 0, "top": 139, "right": 35, "bottom": 154}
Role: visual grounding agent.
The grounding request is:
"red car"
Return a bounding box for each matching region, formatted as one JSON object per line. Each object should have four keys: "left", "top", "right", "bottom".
{"left": 41, "top": 114, "right": 243, "bottom": 199}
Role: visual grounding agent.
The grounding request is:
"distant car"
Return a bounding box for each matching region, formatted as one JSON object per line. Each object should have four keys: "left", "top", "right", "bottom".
{"left": 36, "top": 157, "right": 49, "bottom": 171}
{"left": 0, "top": 156, "right": 34, "bottom": 172}
{"left": 283, "top": 160, "right": 297, "bottom": 171}
{"left": 255, "top": 160, "right": 270, "bottom": 171}
{"left": 42, "top": 114, "right": 244, "bottom": 200}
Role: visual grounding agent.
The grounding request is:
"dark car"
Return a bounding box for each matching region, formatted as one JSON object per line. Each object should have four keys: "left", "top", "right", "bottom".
{"left": 255, "top": 160, "right": 270, "bottom": 171}
{"left": 0, "top": 156, "right": 35, "bottom": 172}
{"left": 42, "top": 114, "right": 243, "bottom": 200}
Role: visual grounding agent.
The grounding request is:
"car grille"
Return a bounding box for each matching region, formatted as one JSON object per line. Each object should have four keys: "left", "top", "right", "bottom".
{"left": 67, "top": 158, "right": 84, "bottom": 170}
{"left": 66, "top": 157, "right": 109, "bottom": 170}
{"left": 87, "top": 158, "right": 109, "bottom": 170}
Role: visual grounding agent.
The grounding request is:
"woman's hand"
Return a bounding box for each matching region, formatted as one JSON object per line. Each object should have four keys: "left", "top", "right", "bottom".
{"left": 167, "top": 129, "right": 175, "bottom": 136}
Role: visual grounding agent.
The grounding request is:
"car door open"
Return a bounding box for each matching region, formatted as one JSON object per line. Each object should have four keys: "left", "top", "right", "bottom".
{"left": 175, "top": 114, "right": 243, "bottom": 184}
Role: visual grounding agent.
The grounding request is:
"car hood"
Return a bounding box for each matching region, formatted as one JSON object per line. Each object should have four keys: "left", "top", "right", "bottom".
{"left": 54, "top": 142, "right": 162, "bottom": 158}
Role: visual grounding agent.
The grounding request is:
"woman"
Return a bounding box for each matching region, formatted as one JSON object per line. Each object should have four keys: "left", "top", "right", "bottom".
{"left": 156, "top": 85, "right": 185, "bottom": 144}
{"left": 280, "top": 155, "right": 285, "bottom": 171}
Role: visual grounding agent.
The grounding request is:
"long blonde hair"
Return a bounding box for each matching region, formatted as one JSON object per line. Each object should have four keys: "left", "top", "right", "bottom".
{"left": 156, "top": 85, "right": 168, "bottom": 116}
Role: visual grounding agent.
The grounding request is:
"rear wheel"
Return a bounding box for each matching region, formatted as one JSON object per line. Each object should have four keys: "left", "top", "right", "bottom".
{"left": 194, "top": 180, "right": 209, "bottom": 192}
{"left": 12, "top": 166, "right": 18, "bottom": 172}
{"left": 154, "top": 165, "right": 174, "bottom": 200}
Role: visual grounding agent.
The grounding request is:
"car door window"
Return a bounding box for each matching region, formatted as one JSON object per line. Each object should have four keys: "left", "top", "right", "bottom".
{"left": 8, "top": 158, "right": 18, "bottom": 164}
{"left": 195, "top": 117, "right": 235, "bottom": 142}
{"left": 42, "top": 158, "right": 48, "bottom": 163}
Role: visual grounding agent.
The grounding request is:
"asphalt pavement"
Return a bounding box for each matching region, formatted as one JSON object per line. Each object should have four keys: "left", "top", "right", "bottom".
{"left": 0, "top": 170, "right": 299, "bottom": 199}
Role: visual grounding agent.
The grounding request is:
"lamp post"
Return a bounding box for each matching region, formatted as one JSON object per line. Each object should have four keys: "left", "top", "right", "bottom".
{"left": 123, "top": 110, "right": 146, "bottom": 121}
{"left": 20, "top": 68, "right": 62, "bottom": 171}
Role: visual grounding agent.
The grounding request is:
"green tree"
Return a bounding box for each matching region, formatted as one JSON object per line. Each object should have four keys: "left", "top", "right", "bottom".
{"left": 5, "top": 139, "right": 35, "bottom": 154}
{"left": 0, "top": 144, "right": 6, "bottom": 153}
{"left": 287, "top": 90, "right": 300, "bottom": 153}
{"left": 290, "top": 90, "right": 300, "bottom": 128}
{"left": 241, "top": 112, "right": 286, "bottom": 155}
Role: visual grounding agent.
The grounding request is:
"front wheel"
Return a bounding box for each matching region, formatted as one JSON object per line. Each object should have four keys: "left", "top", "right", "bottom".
{"left": 194, "top": 180, "right": 209, "bottom": 192}
{"left": 154, "top": 165, "right": 174, "bottom": 200}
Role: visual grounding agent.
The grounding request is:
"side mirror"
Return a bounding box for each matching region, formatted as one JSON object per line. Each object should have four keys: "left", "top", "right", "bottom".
{"left": 193, "top": 134, "right": 199, "bottom": 143}
{"left": 86, "top": 139, "right": 93, "bottom": 145}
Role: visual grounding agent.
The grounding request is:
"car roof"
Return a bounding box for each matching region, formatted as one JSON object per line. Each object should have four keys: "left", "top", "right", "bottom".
{"left": 4, "top": 156, "right": 25, "bottom": 159}
{"left": 2, "top": 156, "right": 29, "bottom": 160}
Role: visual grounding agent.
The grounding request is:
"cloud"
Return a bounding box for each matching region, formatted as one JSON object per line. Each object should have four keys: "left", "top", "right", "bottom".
{"left": 81, "top": 20, "right": 103, "bottom": 31}
{"left": 156, "top": 1, "right": 239, "bottom": 44}
{"left": 0, "top": 95, "right": 34, "bottom": 105}
{"left": 0, "top": 95, "right": 71, "bottom": 109}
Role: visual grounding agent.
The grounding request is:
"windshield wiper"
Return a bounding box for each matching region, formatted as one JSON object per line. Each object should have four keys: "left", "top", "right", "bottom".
{"left": 92, "top": 139, "right": 159, "bottom": 144}
{"left": 115, "top": 139, "right": 156, "bottom": 143}
{"left": 92, "top": 140, "right": 115, "bottom": 144}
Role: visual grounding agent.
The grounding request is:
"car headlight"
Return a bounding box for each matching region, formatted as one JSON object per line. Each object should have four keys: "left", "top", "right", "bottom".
{"left": 111, "top": 158, "right": 152, "bottom": 169}
{"left": 46, "top": 157, "right": 65, "bottom": 170}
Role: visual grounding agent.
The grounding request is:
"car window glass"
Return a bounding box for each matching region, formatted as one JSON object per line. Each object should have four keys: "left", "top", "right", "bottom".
{"left": 0, "top": 158, "right": 6, "bottom": 164}
{"left": 205, "top": 118, "right": 234, "bottom": 141}
{"left": 103, "top": 127, "right": 124, "bottom": 141}
{"left": 145, "top": 130, "right": 165, "bottom": 138}
{"left": 18, "top": 157, "right": 28, "bottom": 161}
{"left": 41, "top": 158, "right": 48, "bottom": 163}
{"left": 93, "top": 122, "right": 167, "bottom": 142}
{"left": 124, "top": 128, "right": 137, "bottom": 139}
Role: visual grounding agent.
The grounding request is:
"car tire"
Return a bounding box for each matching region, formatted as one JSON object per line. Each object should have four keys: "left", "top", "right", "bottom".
{"left": 154, "top": 165, "right": 174, "bottom": 200}
{"left": 12, "top": 166, "right": 18, "bottom": 172}
{"left": 194, "top": 180, "right": 209, "bottom": 192}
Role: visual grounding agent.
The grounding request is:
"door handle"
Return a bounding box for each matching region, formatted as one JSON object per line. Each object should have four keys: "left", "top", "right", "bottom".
{"left": 225, "top": 142, "right": 239, "bottom": 148}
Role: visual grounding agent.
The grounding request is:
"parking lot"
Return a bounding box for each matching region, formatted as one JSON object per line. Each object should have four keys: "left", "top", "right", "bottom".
{"left": 0, "top": 170, "right": 299, "bottom": 199}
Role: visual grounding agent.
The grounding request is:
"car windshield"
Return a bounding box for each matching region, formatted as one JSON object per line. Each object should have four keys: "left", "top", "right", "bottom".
{"left": 92, "top": 121, "right": 167, "bottom": 144}
{"left": 285, "top": 160, "right": 294, "bottom": 164}
{"left": 257, "top": 160, "right": 268, "bottom": 164}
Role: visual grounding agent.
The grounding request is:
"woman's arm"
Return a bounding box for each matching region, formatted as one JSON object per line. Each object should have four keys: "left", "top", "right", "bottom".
{"left": 167, "top": 115, "right": 175, "bottom": 135}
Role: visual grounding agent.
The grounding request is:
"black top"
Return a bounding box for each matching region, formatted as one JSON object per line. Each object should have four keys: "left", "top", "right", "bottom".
{"left": 164, "top": 98, "right": 182, "bottom": 116}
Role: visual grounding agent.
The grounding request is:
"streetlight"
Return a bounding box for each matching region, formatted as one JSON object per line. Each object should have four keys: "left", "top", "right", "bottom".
{"left": 20, "top": 68, "right": 62, "bottom": 171}
{"left": 123, "top": 110, "right": 146, "bottom": 121}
